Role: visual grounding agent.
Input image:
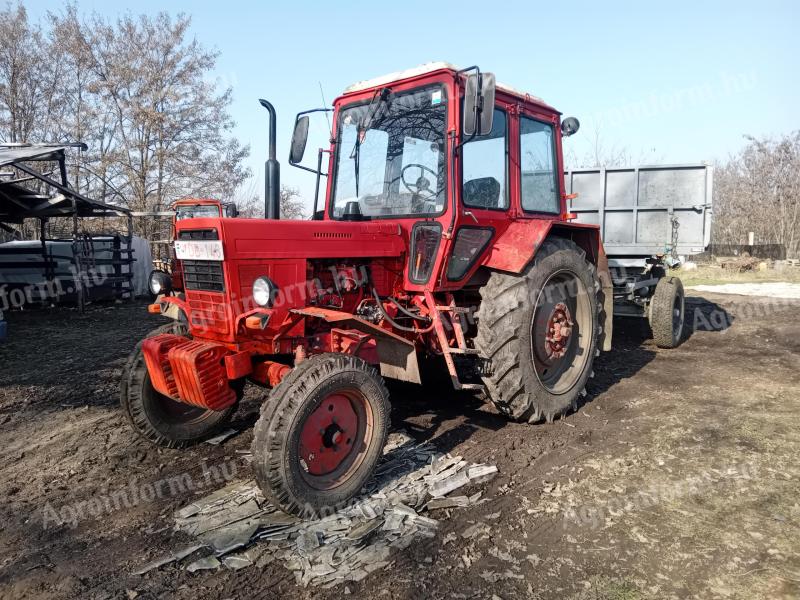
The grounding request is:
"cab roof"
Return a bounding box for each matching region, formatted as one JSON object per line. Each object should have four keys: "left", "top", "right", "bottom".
{"left": 342, "top": 62, "right": 559, "bottom": 113}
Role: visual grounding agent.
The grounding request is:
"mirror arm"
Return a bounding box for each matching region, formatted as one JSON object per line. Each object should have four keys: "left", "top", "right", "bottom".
{"left": 289, "top": 107, "right": 333, "bottom": 166}
{"left": 291, "top": 162, "right": 327, "bottom": 176}
{"left": 312, "top": 149, "right": 331, "bottom": 220}
{"left": 457, "top": 65, "right": 483, "bottom": 138}
{"left": 456, "top": 65, "right": 480, "bottom": 77}
{"left": 454, "top": 66, "right": 482, "bottom": 154}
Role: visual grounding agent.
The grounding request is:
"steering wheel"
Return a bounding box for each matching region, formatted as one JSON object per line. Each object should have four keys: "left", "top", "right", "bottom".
{"left": 401, "top": 163, "right": 438, "bottom": 201}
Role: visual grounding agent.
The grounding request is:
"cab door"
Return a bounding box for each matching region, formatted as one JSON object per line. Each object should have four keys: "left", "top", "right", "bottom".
{"left": 515, "top": 106, "right": 564, "bottom": 219}
{"left": 442, "top": 99, "right": 514, "bottom": 285}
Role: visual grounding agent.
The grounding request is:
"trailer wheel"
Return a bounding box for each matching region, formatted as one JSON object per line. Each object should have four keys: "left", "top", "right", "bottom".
{"left": 120, "top": 322, "right": 240, "bottom": 448}
{"left": 251, "top": 353, "right": 390, "bottom": 517}
{"left": 475, "top": 238, "right": 603, "bottom": 423}
{"left": 649, "top": 276, "right": 685, "bottom": 348}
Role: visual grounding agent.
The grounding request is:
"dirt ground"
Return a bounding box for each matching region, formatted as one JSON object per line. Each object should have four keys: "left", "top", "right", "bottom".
{"left": 1, "top": 291, "right": 799, "bottom": 600}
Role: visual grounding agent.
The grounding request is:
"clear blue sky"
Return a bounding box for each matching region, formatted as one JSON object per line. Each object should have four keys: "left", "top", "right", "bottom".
{"left": 28, "top": 0, "right": 800, "bottom": 212}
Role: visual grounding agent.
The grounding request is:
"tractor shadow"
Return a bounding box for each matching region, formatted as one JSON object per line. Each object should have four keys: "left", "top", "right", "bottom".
{"left": 586, "top": 317, "right": 657, "bottom": 400}
{"left": 585, "top": 296, "right": 733, "bottom": 402}
{"left": 684, "top": 295, "right": 735, "bottom": 334}
{"left": 387, "top": 375, "right": 506, "bottom": 457}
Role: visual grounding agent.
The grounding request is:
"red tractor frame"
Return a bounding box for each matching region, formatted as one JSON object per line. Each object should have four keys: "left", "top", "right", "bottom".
{"left": 122, "top": 63, "right": 614, "bottom": 517}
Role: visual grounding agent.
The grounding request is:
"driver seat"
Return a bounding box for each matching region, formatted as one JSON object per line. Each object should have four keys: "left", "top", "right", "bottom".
{"left": 463, "top": 177, "right": 501, "bottom": 209}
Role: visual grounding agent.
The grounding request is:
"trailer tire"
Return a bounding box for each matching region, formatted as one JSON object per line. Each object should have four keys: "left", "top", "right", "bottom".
{"left": 475, "top": 238, "right": 603, "bottom": 423}
{"left": 649, "top": 276, "right": 685, "bottom": 348}
{"left": 251, "top": 353, "right": 390, "bottom": 517}
{"left": 120, "top": 322, "right": 240, "bottom": 448}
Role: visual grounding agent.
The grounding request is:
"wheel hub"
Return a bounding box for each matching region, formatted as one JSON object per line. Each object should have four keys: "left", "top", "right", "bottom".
{"left": 544, "top": 302, "right": 573, "bottom": 359}
{"left": 322, "top": 422, "right": 343, "bottom": 448}
{"left": 299, "top": 393, "right": 359, "bottom": 476}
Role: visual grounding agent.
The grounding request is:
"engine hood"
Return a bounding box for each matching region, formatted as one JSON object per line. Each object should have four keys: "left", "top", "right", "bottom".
{"left": 175, "top": 217, "right": 406, "bottom": 261}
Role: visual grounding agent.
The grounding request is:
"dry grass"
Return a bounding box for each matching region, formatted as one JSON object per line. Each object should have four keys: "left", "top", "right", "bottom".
{"left": 675, "top": 263, "right": 800, "bottom": 286}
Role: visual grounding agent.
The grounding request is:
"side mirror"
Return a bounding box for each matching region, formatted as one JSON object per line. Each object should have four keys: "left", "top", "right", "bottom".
{"left": 289, "top": 115, "right": 309, "bottom": 164}
{"left": 463, "top": 72, "right": 496, "bottom": 137}
{"left": 561, "top": 117, "right": 580, "bottom": 137}
{"left": 224, "top": 203, "right": 239, "bottom": 218}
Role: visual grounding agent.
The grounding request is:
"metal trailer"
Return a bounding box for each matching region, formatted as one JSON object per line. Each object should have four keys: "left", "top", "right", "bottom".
{"left": 565, "top": 164, "right": 713, "bottom": 344}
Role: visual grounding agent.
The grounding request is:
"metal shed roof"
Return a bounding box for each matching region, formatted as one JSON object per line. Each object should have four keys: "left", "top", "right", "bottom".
{"left": 0, "top": 144, "right": 129, "bottom": 223}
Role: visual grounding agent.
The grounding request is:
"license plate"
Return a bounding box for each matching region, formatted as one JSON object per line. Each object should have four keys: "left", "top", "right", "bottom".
{"left": 174, "top": 240, "right": 224, "bottom": 261}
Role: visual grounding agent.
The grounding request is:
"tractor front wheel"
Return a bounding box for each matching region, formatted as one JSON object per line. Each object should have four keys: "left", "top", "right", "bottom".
{"left": 251, "top": 353, "right": 390, "bottom": 517}
{"left": 120, "top": 323, "right": 240, "bottom": 448}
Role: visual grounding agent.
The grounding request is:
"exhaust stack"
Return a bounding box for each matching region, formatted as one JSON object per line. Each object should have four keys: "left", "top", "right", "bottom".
{"left": 259, "top": 99, "right": 280, "bottom": 219}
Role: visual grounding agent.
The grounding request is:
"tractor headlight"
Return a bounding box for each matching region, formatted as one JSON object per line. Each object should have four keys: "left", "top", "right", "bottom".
{"left": 149, "top": 270, "right": 172, "bottom": 296}
{"left": 253, "top": 276, "right": 278, "bottom": 307}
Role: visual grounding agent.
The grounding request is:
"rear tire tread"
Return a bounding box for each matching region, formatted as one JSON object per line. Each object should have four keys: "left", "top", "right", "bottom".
{"left": 475, "top": 238, "right": 604, "bottom": 423}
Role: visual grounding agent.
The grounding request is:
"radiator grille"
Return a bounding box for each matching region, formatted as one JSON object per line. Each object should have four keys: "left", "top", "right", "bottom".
{"left": 183, "top": 260, "right": 224, "bottom": 292}
{"left": 187, "top": 290, "right": 228, "bottom": 335}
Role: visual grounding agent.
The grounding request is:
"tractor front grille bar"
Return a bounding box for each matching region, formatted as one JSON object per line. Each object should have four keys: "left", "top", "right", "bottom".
{"left": 183, "top": 260, "right": 224, "bottom": 292}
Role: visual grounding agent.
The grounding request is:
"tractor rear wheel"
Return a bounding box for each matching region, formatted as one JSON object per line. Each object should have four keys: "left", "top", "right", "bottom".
{"left": 474, "top": 238, "right": 603, "bottom": 423}
{"left": 649, "top": 276, "right": 685, "bottom": 348}
{"left": 120, "top": 322, "right": 240, "bottom": 448}
{"left": 251, "top": 353, "right": 390, "bottom": 517}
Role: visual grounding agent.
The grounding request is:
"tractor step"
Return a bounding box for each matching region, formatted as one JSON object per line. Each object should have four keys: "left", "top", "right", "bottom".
{"left": 452, "top": 381, "right": 484, "bottom": 391}
{"left": 425, "top": 292, "right": 485, "bottom": 392}
{"left": 447, "top": 347, "right": 480, "bottom": 355}
{"left": 436, "top": 305, "right": 472, "bottom": 315}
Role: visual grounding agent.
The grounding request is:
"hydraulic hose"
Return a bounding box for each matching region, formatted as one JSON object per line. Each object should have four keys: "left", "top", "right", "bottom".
{"left": 371, "top": 288, "right": 434, "bottom": 334}
{"left": 387, "top": 295, "right": 430, "bottom": 323}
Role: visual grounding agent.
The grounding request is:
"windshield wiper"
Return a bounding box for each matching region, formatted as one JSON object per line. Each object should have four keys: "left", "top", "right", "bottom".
{"left": 349, "top": 88, "right": 392, "bottom": 196}
{"left": 362, "top": 87, "right": 391, "bottom": 132}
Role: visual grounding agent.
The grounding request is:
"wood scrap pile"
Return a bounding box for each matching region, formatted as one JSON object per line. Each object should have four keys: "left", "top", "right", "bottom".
{"left": 133, "top": 432, "right": 497, "bottom": 588}
{"left": 720, "top": 256, "right": 763, "bottom": 272}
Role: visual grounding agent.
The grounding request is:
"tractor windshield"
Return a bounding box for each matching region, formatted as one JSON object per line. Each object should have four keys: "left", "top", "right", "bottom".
{"left": 175, "top": 204, "right": 221, "bottom": 220}
{"left": 331, "top": 85, "right": 447, "bottom": 219}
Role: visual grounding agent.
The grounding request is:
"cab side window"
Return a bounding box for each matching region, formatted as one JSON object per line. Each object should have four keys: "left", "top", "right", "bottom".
{"left": 520, "top": 116, "right": 559, "bottom": 213}
{"left": 461, "top": 108, "right": 508, "bottom": 210}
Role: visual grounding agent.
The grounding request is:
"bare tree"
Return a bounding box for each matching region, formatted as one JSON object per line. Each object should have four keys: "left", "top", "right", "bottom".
{"left": 0, "top": 5, "right": 251, "bottom": 241}
{"left": 68, "top": 11, "right": 250, "bottom": 239}
{"left": 563, "top": 124, "right": 662, "bottom": 169}
{"left": 0, "top": 4, "right": 55, "bottom": 143}
{"left": 713, "top": 132, "right": 800, "bottom": 258}
{"left": 280, "top": 186, "right": 307, "bottom": 219}
{"left": 234, "top": 184, "right": 308, "bottom": 220}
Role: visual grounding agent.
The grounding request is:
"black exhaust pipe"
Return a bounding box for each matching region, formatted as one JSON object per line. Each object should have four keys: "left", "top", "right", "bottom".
{"left": 259, "top": 99, "right": 280, "bottom": 219}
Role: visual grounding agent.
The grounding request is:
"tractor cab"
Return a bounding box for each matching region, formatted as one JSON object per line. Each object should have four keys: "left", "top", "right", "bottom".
{"left": 288, "top": 62, "right": 580, "bottom": 292}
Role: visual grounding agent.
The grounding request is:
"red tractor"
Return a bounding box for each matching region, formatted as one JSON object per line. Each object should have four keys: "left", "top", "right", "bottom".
{"left": 121, "top": 63, "right": 614, "bottom": 517}
{"left": 148, "top": 198, "right": 240, "bottom": 297}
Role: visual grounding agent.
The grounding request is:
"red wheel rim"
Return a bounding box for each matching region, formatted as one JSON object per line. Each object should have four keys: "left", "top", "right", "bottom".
{"left": 543, "top": 302, "right": 573, "bottom": 360}
{"left": 297, "top": 389, "right": 373, "bottom": 490}
{"left": 531, "top": 269, "right": 593, "bottom": 395}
